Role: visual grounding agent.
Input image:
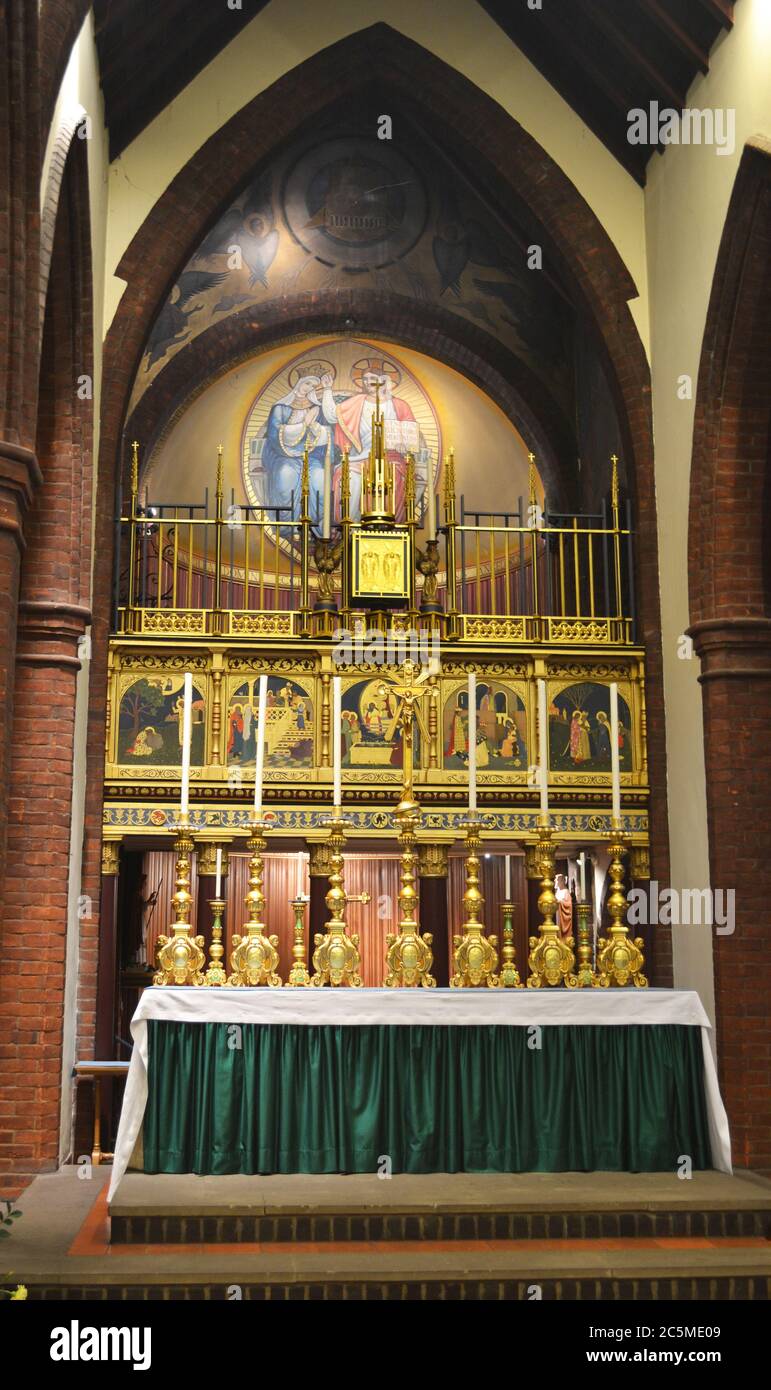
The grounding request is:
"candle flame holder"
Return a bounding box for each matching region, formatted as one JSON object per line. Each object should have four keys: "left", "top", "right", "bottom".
{"left": 450, "top": 819, "right": 500, "bottom": 988}
{"left": 286, "top": 896, "right": 311, "bottom": 988}
{"left": 498, "top": 900, "right": 523, "bottom": 988}
{"left": 526, "top": 819, "right": 577, "bottom": 988}
{"left": 310, "top": 811, "right": 366, "bottom": 987}
{"left": 154, "top": 813, "right": 206, "bottom": 986}
{"left": 228, "top": 815, "right": 282, "bottom": 987}
{"left": 384, "top": 797, "right": 435, "bottom": 988}
{"left": 596, "top": 821, "right": 648, "bottom": 988}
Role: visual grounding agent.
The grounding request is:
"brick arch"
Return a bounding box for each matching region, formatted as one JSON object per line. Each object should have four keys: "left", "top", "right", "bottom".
{"left": 127, "top": 293, "right": 578, "bottom": 509}
{"left": 0, "top": 131, "right": 95, "bottom": 1192}
{"left": 687, "top": 139, "right": 771, "bottom": 1173}
{"left": 87, "top": 23, "right": 670, "bottom": 1029}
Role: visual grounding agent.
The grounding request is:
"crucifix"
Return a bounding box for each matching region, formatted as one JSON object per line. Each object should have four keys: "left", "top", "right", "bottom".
{"left": 379, "top": 658, "right": 432, "bottom": 807}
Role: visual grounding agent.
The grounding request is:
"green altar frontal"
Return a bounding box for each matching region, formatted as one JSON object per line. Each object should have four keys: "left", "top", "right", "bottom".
{"left": 108, "top": 989, "right": 730, "bottom": 1197}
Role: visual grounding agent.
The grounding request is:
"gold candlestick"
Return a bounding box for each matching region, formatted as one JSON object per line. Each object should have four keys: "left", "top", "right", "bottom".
{"left": 498, "top": 901, "right": 523, "bottom": 988}
{"left": 596, "top": 822, "right": 648, "bottom": 987}
{"left": 575, "top": 899, "right": 604, "bottom": 988}
{"left": 450, "top": 819, "right": 500, "bottom": 987}
{"left": 286, "top": 896, "right": 311, "bottom": 987}
{"left": 310, "top": 811, "right": 367, "bottom": 987}
{"left": 228, "top": 815, "right": 282, "bottom": 987}
{"left": 384, "top": 797, "right": 435, "bottom": 988}
{"left": 204, "top": 898, "right": 227, "bottom": 986}
{"left": 154, "top": 814, "right": 206, "bottom": 986}
{"left": 526, "top": 820, "right": 577, "bottom": 988}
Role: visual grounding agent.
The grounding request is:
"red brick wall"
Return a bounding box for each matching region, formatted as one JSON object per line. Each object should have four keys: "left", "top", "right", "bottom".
{"left": 0, "top": 136, "right": 93, "bottom": 1194}
{"left": 689, "top": 142, "right": 771, "bottom": 1173}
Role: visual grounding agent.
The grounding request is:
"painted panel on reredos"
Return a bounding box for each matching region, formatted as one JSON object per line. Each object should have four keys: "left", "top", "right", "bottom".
{"left": 226, "top": 676, "right": 313, "bottom": 768}
{"left": 341, "top": 678, "right": 419, "bottom": 772}
{"left": 118, "top": 676, "right": 205, "bottom": 766}
{"left": 443, "top": 681, "right": 527, "bottom": 771}
{"left": 549, "top": 682, "right": 632, "bottom": 773}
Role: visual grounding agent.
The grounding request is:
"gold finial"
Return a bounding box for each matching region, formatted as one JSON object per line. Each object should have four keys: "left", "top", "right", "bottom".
{"left": 341, "top": 450, "right": 350, "bottom": 520}
{"left": 444, "top": 448, "right": 456, "bottom": 502}
{"left": 130, "top": 440, "right": 139, "bottom": 497}
{"left": 406, "top": 452, "right": 416, "bottom": 505}
{"left": 301, "top": 447, "right": 310, "bottom": 501}
{"left": 611, "top": 453, "right": 619, "bottom": 508}
{"left": 216, "top": 444, "right": 224, "bottom": 499}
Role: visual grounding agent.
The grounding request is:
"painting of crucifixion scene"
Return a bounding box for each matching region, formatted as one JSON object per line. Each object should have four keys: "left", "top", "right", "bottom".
{"left": 118, "top": 675, "right": 206, "bottom": 766}
{"left": 340, "top": 678, "right": 423, "bottom": 771}
{"left": 548, "top": 682, "right": 633, "bottom": 773}
{"left": 241, "top": 339, "right": 441, "bottom": 526}
{"left": 443, "top": 682, "right": 527, "bottom": 771}
{"left": 226, "top": 676, "right": 313, "bottom": 769}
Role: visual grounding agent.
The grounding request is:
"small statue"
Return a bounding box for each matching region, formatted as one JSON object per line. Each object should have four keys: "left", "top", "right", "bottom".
{"left": 313, "top": 532, "right": 344, "bottom": 602}
{"left": 415, "top": 537, "right": 440, "bottom": 605}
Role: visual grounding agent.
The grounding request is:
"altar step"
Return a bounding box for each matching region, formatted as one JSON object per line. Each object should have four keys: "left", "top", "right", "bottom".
{"left": 5, "top": 1168, "right": 770, "bottom": 1301}
{"left": 109, "top": 1170, "right": 771, "bottom": 1246}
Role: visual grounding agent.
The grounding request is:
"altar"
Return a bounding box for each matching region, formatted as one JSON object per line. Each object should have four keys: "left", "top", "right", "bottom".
{"left": 107, "top": 986, "right": 730, "bottom": 1201}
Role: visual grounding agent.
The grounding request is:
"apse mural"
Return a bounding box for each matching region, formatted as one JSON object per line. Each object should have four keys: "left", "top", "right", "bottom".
{"left": 340, "top": 678, "right": 420, "bottom": 771}
{"left": 226, "top": 676, "right": 313, "bottom": 769}
{"left": 241, "top": 340, "right": 440, "bottom": 525}
{"left": 131, "top": 126, "right": 575, "bottom": 422}
{"left": 548, "top": 683, "right": 632, "bottom": 773}
{"left": 443, "top": 682, "right": 527, "bottom": 771}
{"left": 118, "top": 677, "right": 205, "bottom": 766}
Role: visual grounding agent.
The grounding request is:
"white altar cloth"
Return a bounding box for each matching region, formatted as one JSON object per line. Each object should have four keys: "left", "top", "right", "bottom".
{"left": 108, "top": 987, "right": 730, "bottom": 1199}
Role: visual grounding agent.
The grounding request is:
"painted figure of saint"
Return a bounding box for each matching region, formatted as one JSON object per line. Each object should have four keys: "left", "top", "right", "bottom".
{"left": 261, "top": 371, "right": 337, "bottom": 515}
{"left": 332, "top": 358, "right": 418, "bottom": 518}
{"left": 555, "top": 873, "right": 574, "bottom": 938}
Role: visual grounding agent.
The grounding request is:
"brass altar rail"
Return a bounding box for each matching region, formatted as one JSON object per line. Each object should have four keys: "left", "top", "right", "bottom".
{"left": 113, "top": 445, "right": 635, "bottom": 644}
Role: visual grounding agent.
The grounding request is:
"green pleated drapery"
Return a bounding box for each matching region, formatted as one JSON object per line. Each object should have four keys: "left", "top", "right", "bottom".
{"left": 143, "top": 1021, "right": 711, "bottom": 1175}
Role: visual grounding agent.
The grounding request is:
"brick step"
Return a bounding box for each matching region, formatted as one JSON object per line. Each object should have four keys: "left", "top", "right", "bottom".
{"left": 109, "top": 1171, "right": 771, "bottom": 1246}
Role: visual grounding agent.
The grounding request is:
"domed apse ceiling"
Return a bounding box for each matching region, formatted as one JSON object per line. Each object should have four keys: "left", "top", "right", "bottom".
{"left": 142, "top": 336, "right": 539, "bottom": 532}
{"left": 128, "top": 101, "right": 624, "bottom": 509}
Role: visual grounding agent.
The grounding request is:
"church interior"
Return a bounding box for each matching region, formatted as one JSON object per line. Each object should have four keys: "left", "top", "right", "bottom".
{"left": 0, "top": 0, "right": 770, "bottom": 1318}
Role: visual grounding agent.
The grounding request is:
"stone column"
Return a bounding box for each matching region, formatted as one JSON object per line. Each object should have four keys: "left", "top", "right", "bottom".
{"left": 417, "top": 842, "right": 450, "bottom": 986}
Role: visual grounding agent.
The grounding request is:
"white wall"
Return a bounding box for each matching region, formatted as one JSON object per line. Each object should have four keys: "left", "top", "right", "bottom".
{"left": 646, "top": 0, "right": 771, "bottom": 1025}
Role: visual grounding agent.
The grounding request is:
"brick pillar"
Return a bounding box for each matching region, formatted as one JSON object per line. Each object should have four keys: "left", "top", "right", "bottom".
{"left": 0, "top": 444, "right": 41, "bottom": 900}
{"left": 691, "top": 618, "right": 771, "bottom": 1172}
{"left": 417, "top": 842, "right": 449, "bottom": 986}
{"left": 307, "top": 841, "right": 332, "bottom": 969}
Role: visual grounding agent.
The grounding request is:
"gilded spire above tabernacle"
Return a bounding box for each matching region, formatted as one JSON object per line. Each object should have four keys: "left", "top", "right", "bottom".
{"left": 361, "top": 383, "right": 395, "bottom": 521}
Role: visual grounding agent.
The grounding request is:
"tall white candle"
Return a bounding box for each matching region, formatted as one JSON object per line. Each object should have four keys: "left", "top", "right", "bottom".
{"left": 578, "top": 850, "right": 586, "bottom": 903}
{"left": 537, "top": 678, "right": 549, "bottom": 820}
{"left": 215, "top": 846, "right": 222, "bottom": 898}
{"left": 296, "top": 850, "right": 303, "bottom": 898}
{"left": 180, "top": 671, "right": 193, "bottom": 814}
{"left": 333, "top": 676, "right": 342, "bottom": 810}
{"left": 610, "top": 682, "right": 621, "bottom": 824}
{"left": 322, "top": 453, "right": 331, "bottom": 538}
{"left": 426, "top": 460, "right": 436, "bottom": 539}
{"left": 505, "top": 853, "right": 511, "bottom": 900}
{"left": 253, "top": 673, "right": 268, "bottom": 816}
{"left": 468, "top": 672, "right": 477, "bottom": 815}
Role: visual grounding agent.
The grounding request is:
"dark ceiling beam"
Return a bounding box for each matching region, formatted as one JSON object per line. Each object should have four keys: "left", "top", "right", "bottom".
{"left": 533, "top": 2, "right": 640, "bottom": 119}
{"left": 572, "top": 0, "right": 687, "bottom": 110}
{"left": 478, "top": 2, "right": 648, "bottom": 184}
{"left": 694, "top": 0, "right": 734, "bottom": 30}
{"left": 636, "top": 0, "right": 710, "bottom": 73}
